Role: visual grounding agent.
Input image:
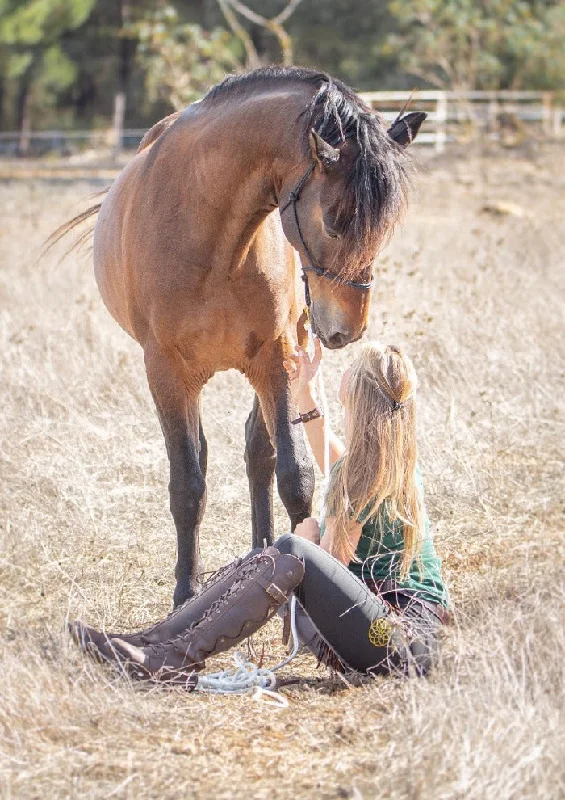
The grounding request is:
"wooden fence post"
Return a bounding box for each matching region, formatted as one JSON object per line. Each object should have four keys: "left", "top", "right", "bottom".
{"left": 553, "top": 109, "right": 564, "bottom": 138}
{"left": 436, "top": 92, "right": 447, "bottom": 153}
{"left": 112, "top": 91, "right": 125, "bottom": 158}
{"left": 542, "top": 92, "right": 552, "bottom": 136}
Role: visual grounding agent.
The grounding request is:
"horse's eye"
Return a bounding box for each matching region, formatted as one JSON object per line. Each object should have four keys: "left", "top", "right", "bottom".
{"left": 325, "top": 227, "right": 340, "bottom": 240}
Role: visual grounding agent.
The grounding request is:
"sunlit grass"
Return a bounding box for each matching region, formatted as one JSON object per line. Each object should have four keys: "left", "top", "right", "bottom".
{"left": 0, "top": 146, "right": 563, "bottom": 798}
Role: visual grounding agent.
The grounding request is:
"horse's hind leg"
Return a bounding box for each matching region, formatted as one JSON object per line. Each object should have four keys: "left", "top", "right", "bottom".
{"left": 245, "top": 395, "right": 276, "bottom": 548}
{"left": 144, "top": 343, "right": 207, "bottom": 607}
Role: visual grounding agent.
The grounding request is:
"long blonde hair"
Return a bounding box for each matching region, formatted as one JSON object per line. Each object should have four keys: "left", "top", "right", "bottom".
{"left": 324, "top": 342, "right": 423, "bottom": 578}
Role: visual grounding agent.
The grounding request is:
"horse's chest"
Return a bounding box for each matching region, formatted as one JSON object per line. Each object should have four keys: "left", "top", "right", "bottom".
{"left": 174, "top": 281, "right": 291, "bottom": 363}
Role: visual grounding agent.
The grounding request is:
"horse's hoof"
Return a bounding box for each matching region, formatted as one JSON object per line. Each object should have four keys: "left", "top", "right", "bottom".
{"left": 173, "top": 581, "right": 201, "bottom": 609}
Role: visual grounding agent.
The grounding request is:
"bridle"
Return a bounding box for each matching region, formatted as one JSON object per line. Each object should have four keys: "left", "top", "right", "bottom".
{"left": 279, "top": 161, "right": 375, "bottom": 307}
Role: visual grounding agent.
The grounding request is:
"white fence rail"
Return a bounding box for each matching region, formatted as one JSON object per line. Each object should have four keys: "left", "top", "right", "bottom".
{"left": 0, "top": 128, "right": 148, "bottom": 156}
{"left": 0, "top": 91, "right": 561, "bottom": 157}
{"left": 359, "top": 90, "right": 559, "bottom": 153}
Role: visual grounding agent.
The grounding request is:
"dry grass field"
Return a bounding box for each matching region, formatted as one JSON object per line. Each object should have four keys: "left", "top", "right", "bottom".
{"left": 0, "top": 143, "right": 563, "bottom": 799}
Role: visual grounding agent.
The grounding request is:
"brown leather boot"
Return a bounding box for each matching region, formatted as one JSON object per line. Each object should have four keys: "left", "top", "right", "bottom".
{"left": 70, "top": 550, "right": 264, "bottom": 661}
{"left": 69, "top": 547, "right": 266, "bottom": 661}
{"left": 71, "top": 547, "right": 304, "bottom": 686}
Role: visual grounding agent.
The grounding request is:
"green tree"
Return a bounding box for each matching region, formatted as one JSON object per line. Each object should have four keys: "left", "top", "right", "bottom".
{"left": 386, "top": 0, "right": 565, "bottom": 91}
{"left": 0, "top": 0, "right": 95, "bottom": 150}
{"left": 135, "top": 4, "right": 241, "bottom": 110}
{"left": 202, "top": 0, "right": 402, "bottom": 90}
{"left": 216, "top": 0, "right": 304, "bottom": 66}
{"left": 504, "top": 2, "right": 565, "bottom": 90}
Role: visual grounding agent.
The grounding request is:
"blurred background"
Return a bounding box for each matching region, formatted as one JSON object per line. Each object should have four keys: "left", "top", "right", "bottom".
{"left": 1, "top": 0, "right": 564, "bottom": 161}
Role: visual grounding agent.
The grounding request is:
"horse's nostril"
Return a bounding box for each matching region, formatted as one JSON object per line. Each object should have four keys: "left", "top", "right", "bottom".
{"left": 328, "top": 331, "right": 347, "bottom": 348}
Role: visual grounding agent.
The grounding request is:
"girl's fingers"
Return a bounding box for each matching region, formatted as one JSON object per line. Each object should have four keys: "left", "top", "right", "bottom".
{"left": 283, "top": 360, "right": 298, "bottom": 381}
{"left": 312, "top": 336, "right": 322, "bottom": 369}
{"left": 294, "top": 346, "right": 312, "bottom": 365}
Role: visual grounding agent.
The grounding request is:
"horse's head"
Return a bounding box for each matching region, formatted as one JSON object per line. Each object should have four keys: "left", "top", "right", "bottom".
{"left": 280, "top": 92, "right": 426, "bottom": 349}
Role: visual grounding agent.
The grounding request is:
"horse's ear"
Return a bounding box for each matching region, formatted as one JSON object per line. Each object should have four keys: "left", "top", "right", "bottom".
{"left": 309, "top": 130, "right": 340, "bottom": 168}
{"left": 387, "top": 112, "right": 427, "bottom": 147}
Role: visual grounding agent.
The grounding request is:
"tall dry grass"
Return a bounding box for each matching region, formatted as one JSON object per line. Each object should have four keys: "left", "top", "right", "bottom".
{"left": 0, "top": 146, "right": 563, "bottom": 799}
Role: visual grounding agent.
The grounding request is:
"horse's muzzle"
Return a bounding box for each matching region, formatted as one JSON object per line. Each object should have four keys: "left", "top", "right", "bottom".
{"left": 312, "top": 318, "right": 365, "bottom": 350}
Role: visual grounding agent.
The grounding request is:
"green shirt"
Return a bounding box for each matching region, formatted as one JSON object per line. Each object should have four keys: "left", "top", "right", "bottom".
{"left": 349, "top": 505, "right": 448, "bottom": 608}
{"left": 324, "top": 468, "right": 448, "bottom": 608}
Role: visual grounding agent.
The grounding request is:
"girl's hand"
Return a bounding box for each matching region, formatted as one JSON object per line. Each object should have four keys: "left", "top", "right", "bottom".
{"left": 294, "top": 517, "right": 321, "bottom": 545}
{"left": 283, "top": 338, "right": 322, "bottom": 401}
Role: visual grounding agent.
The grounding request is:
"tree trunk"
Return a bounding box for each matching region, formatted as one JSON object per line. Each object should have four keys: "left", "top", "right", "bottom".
{"left": 0, "top": 75, "right": 5, "bottom": 132}
{"left": 112, "top": 0, "right": 133, "bottom": 158}
{"left": 16, "top": 74, "right": 32, "bottom": 157}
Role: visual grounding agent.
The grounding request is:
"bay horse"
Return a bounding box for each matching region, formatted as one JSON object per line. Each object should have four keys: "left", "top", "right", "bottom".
{"left": 56, "top": 67, "right": 425, "bottom": 606}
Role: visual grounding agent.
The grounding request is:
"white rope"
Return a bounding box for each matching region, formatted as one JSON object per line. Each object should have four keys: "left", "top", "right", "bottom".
{"left": 194, "top": 595, "right": 301, "bottom": 703}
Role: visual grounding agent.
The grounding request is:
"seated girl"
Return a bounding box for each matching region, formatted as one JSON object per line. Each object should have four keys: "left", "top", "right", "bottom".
{"left": 71, "top": 341, "right": 449, "bottom": 685}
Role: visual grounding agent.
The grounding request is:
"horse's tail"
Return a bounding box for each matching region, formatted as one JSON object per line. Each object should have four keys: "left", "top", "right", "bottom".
{"left": 43, "top": 187, "right": 109, "bottom": 258}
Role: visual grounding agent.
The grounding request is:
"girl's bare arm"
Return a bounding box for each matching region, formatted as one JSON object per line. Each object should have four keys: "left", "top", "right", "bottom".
{"left": 294, "top": 385, "right": 345, "bottom": 472}
{"left": 283, "top": 338, "right": 345, "bottom": 473}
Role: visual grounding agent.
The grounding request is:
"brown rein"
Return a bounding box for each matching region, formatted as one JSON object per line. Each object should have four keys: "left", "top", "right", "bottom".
{"left": 279, "top": 161, "right": 375, "bottom": 307}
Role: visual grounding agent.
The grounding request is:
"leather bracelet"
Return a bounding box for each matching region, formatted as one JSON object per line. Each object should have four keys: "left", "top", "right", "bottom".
{"left": 291, "top": 406, "right": 323, "bottom": 425}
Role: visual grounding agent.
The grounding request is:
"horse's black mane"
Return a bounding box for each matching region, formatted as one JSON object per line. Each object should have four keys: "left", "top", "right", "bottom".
{"left": 204, "top": 66, "right": 411, "bottom": 267}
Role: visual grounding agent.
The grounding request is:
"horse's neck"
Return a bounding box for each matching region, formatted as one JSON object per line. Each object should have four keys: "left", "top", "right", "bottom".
{"left": 197, "top": 90, "right": 309, "bottom": 209}
{"left": 182, "top": 90, "right": 309, "bottom": 269}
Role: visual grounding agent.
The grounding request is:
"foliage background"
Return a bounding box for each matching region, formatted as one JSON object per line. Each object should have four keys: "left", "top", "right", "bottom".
{"left": 0, "top": 0, "right": 563, "bottom": 135}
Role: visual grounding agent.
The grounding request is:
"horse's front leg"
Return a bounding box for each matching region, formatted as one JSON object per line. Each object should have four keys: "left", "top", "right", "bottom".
{"left": 274, "top": 388, "right": 315, "bottom": 531}
{"left": 249, "top": 340, "right": 315, "bottom": 538}
{"left": 144, "top": 342, "right": 207, "bottom": 607}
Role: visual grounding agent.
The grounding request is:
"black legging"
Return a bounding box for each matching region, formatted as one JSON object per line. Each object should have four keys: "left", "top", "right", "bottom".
{"left": 274, "top": 534, "right": 442, "bottom": 676}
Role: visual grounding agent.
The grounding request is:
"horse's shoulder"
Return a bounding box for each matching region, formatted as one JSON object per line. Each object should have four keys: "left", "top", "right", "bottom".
{"left": 137, "top": 111, "right": 183, "bottom": 154}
